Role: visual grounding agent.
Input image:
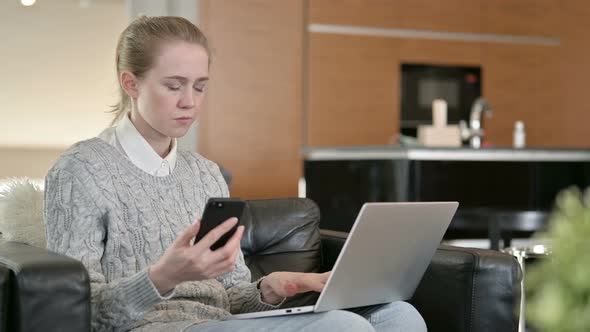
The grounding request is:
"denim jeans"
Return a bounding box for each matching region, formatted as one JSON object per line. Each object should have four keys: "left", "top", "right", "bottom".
{"left": 184, "top": 301, "right": 427, "bottom": 332}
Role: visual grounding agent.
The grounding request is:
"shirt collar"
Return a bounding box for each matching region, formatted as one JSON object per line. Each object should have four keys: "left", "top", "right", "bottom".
{"left": 115, "top": 113, "right": 177, "bottom": 175}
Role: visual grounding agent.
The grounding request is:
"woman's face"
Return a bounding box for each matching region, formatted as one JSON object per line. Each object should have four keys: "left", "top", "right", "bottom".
{"left": 132, "top": 41, "right": 209, "bottom": 141}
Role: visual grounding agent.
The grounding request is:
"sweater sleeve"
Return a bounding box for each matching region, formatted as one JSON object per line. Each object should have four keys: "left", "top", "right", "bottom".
{"left": 224, "top": 250, "right": 284, "bottom": 314}
{"left": 44, "top": 168, "right": 171, "bottom": 332}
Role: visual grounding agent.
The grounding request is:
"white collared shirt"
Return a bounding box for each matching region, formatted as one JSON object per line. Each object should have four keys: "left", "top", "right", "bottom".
{"left": 97, "top": 114, "right": 177, "bottom": 177}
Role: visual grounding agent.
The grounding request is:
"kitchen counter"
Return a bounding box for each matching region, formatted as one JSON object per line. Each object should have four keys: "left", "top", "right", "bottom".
{"left": 304, "top": 146, "right": 590, "bottom": 162}
{"left": 303, "top": 145, "right": 590, "bottom": 233}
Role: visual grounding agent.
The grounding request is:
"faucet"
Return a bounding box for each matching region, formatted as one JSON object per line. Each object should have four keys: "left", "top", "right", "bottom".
{"left": 459, "top": 97, "right": 493, "bottom": 148}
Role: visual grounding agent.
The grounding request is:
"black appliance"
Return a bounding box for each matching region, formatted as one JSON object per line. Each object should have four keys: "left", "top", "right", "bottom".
{"left": 400, "top": 63, "right": 481, "bottom": 137}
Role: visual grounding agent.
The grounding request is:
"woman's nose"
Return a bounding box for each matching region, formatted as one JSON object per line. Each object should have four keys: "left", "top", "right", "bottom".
{"left": 178, "top": 89, "right": 195, "bottom": 108}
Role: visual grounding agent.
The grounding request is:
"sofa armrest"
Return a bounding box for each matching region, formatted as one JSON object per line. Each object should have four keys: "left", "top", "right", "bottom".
{"left": 410, "top": 245, "right": 522, "bottom": 332}
{"left": 0, "top": 239, "right": 91, "bottom": 332}
{"left": 0, "top": 265, "right": 9, "bottom": 332}
{"left": 318, "top": 231, "right": 521, "bottom": 332}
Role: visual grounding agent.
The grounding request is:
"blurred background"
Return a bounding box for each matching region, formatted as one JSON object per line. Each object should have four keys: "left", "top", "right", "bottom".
{"left": 1, "top": 0, "right": 589, "bottom": 200}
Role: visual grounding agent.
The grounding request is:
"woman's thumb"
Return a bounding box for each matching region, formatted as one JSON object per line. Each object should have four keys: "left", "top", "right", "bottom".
{"left": 175, "top": 219, "right": 201, "bottom": 246}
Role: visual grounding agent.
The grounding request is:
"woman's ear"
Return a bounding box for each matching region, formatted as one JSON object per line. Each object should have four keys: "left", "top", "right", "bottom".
{"left": 120, "top": 71, "right": 139, "bottom": 99}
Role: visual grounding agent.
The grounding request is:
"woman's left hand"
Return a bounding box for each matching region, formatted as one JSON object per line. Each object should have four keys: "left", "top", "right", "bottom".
{"left": 259, "top": 271, "right": 331, "bottom": 305}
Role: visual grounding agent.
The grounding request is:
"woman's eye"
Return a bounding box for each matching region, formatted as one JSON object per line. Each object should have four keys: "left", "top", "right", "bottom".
{"left": 194, "top": 86, "right": 205, "bottom": 93}
{"left": 167, "top": 85, "right": 181, "bottom": 91}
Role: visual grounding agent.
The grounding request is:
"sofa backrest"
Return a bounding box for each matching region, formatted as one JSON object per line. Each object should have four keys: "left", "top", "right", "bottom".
{"left": 240, "top": 198, "right": 322, "bottom": 280}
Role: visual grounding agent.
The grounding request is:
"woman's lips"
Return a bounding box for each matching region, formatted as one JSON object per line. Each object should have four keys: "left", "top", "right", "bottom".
{"left": 174, "top": 117, "right": 193, "bottom": 125}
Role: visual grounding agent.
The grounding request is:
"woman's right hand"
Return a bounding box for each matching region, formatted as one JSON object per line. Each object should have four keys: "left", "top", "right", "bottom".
{"left": 148, "top": 218, "right": 245, "bottom": 295}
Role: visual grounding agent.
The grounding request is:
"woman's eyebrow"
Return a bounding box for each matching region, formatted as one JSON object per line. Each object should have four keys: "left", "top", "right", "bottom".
{"left": 164, "top": 76, "right": 209, "bottom": 83}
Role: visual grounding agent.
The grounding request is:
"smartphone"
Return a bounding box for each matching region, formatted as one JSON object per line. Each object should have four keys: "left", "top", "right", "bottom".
{"left": 194, "top": 198, "right": 246, "bottom": 250}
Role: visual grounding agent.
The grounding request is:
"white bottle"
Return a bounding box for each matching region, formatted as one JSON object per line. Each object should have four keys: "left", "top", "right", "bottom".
{"left": 432, "top": 99, "right": 447, "bottom": 128}
{"left": 513, "top": 121, "right": 526, "bottom": 148}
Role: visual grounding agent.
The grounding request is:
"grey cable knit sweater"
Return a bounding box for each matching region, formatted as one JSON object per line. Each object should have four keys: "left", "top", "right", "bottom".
{"left": 44, "top": 138, "right": 277, "bottom": 332}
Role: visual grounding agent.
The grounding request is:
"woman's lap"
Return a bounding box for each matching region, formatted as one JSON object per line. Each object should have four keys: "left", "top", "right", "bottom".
{"left": 184, "top": 301, "right": 426, "bottom": 332}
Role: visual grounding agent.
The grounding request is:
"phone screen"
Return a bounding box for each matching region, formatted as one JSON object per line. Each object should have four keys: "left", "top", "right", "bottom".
{"left": 194, "top": 198, "right": 246, "bottom": 250}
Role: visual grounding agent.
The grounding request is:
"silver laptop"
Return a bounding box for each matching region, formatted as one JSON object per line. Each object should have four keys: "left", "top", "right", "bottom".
{"left": 230, "top": 201, "right": 459, "bottom": 320}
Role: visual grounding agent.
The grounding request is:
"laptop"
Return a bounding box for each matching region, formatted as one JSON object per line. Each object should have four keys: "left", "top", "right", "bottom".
{"left": 230, "top": 201, "right": 459, "bottom": 320}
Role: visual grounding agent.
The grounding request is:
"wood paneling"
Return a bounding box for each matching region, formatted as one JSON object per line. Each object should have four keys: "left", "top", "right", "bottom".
{"left": 307, "top": 34, "right": 400, "bottom": 146}
{"left": 199, "top": 0, "right": 304, "bottom": 198}
{"left": 481, "top": 0, "right": 560, "bottom": 37}
{"left": 311, "top": 0, "right": 560, "bottom": 38}
{"left": 307, "top": 32, "right": 564, "bottom": 148}
{"left": 397, "top": 39, "right": 482, "bottom": 66}
{"left": 222, "top": 158, "right": 301, "bottom": 199}
{"left": 307, "top": 34, "right": 482, "bottom": 146}
{"left": 307, "top": 0, "right": 577, "bottom": 149}
{"left": 310, "top": 0, "right": 482, "bottom": 33}
{"left": 482, "top": 43, "right": 562, "bottom": 147}
{"left": 557, "top": 0, "right": 590, "bottom": 147}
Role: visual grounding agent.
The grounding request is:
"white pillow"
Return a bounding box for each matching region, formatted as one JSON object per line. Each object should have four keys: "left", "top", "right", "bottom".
{"left": 0, "top": 177, "right": 46, "bottom": 248}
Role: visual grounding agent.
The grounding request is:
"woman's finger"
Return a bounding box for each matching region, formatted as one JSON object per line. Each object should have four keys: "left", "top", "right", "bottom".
{"left": 193, "top": 218, "right": 238, "bottom": 250}
{"left": 174, "top": 220, "right": 201, "bottom": 247}
{"left": 206, "top": 226, "right": 244, "bottom": 263}
{"left": 290, "top": 274, "right": 326, "bottom": 293}
{"left": 207, "top": 263, "right": 237, "bottom": 278}
{"left": 223, "top": 225, "right": 244, "bottom": 249}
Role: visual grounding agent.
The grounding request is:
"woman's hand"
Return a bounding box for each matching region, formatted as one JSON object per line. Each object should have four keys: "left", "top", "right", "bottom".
{"left": 149, "top": 218, "right": 244, "bottom": 295}
{"left": 259, "top": 271, "right": 331, "bottom": 305}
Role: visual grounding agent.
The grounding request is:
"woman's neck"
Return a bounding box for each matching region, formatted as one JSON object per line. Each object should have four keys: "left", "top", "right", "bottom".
{"left": 128, "top": 112, "right": 172, "bottom": 158}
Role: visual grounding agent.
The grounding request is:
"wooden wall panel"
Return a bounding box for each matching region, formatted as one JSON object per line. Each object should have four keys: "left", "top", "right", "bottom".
{"left": 397, "top": 39, "right": 482, "bottom": 66}
{"left": 220, "top": 158, "right": 302, "bottom": 199}
{"left": 481, "top": 0, "right": 560, "bottom": 37}
{"left": 307, "top": 34, "right": 482, "bottom": 147}
{"left": 307, "top": 34, "right": 401, "bottom": 146}
{"left": 307, "top": 0, "right": 573, "bottom": 148}
{"left": 482, "top": 44, "right": 562, "bottom": 147}
{"left": 308, "top": 34, "right": 564, "bottom": 148}
{"left": 199, "top": 0, "right": 304, "bottom": 198}
{"left": 311, "top": 0, "right": 560, "bottom": 37}
{"left": 557, "top": 0, "right": 590, "bottom": 147}
{"left": 310, "top": 0, "right": 482, "bottom": 33}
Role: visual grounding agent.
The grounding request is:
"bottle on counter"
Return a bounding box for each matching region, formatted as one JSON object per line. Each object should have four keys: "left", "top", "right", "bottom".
{"left": 513, "top": 121, "right": 526, "bottom": 148}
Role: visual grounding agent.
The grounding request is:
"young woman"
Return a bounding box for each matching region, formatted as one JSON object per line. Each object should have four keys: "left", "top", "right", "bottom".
{"left": 44, "top": 16, "right": 426, "bottom": 332}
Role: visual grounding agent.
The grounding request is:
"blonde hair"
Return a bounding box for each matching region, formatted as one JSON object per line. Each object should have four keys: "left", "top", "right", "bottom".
{"left": 110, "top": 16, "right": 210, "bottom": 126}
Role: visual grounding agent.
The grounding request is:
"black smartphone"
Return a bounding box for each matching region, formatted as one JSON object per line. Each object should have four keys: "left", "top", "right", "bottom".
{"left": 194, "top": 198, "right": 246, "bottom": 250}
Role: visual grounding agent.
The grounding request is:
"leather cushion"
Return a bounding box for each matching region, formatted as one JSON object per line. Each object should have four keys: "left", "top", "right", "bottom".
{"left": 0, "top": 265, "right": 9, "bottom": 332}
{"left": 241, "top": 198, "right": 322, "bottom": 280}
{"left": 0, "top": 240, "right": 91, "bottom": 332}
{"left": 409, "top": 245, "right": 522, "bottom": 332}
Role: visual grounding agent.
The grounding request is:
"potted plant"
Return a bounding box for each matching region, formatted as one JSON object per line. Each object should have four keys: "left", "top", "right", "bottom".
{"left": 526, "top": 187, "right": 590, "bottom": 331}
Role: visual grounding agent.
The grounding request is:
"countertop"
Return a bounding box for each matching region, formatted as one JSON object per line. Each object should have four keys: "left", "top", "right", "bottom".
{"left": 303, "top": 146, "right": 590, "bottom": 161}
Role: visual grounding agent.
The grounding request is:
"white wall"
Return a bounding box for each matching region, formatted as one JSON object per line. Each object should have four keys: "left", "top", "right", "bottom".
{"left": 0, "top": 0, "right": 127, "bottom": 148}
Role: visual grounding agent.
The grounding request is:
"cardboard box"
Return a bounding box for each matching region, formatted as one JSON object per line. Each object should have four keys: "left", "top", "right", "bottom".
{"left": 417, "top": 125, "right": 462, "bottom": 147}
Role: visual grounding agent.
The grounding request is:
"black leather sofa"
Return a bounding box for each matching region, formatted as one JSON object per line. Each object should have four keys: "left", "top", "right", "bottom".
{"left": 0, "top": 198, "right": 522, "bottom": 332}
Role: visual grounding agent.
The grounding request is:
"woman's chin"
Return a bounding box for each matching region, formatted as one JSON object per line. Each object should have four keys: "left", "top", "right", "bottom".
{"left": 166, "top": 127, "right": 192, "bottom": 139}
